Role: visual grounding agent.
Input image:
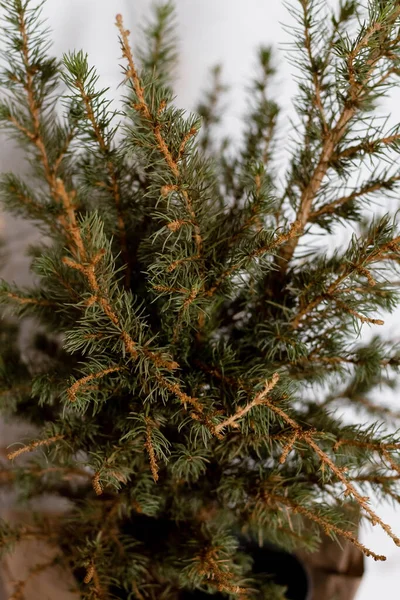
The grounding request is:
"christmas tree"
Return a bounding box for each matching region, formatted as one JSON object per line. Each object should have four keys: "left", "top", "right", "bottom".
{"left": 1, "top": 0, "right": 400, "bottom": 598}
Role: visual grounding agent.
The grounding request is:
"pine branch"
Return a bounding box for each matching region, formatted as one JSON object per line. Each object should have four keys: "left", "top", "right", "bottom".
{"left": 7, "top": 434, "right": 64, "bottom": 461}
{"left": 63, "top": 52, "right": 131, "bottom": 286}
{"left": 262, "top": 490, "right": 385, "bottom": 561}
{"left": 116, "top": 14, "right": 203, "bottom": 258}
{"left": 333, "top": 131, "right": 400, "bottom": 161}
{"left": 291, "top": 231, "right": 400, "bottom": 328}
{"left": 275, "top": 3, "right": 400, "bottom": 275}
{"left": 261, "top": 395, "right": 400, "bottom": 553}
{"left": 310, "top": 173, "right": 400, "bottom": 220}
{"left": 67, "top": 366, "right": 124, "bottom": 403}
{"left": 214, "top": 373, "right": 280, "bottom": 435}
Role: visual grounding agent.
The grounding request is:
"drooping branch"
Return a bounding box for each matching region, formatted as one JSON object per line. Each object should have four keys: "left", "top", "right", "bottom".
{"left": 261, "top": 395, "right": 400, "bottom": 552}
{"left": 261, "top": 490, "right": 385, "bottom": 561}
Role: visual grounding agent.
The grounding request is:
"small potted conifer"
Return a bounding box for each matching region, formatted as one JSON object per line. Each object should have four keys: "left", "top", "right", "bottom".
{"left": 0, "top": 1, "right": 400, "bottom": 599}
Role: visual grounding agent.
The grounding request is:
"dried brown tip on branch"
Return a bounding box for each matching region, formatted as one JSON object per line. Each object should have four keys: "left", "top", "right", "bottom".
{"left": 144, "top": 417, "right": 159, "bottom": 483}
{"left": 7, "top": 435, "right": 64, "bottom": 460}
{"left": 84, "top": 563, "right": 95, "bottom": 584}
{"left": 167, "top": 219, "right": 186, "bottom": 232}
{"left": 92, "top": 471, "right": 103, "bottom": 496}
{"left": 161, "top": 184, "right": 179, "bottom": 197}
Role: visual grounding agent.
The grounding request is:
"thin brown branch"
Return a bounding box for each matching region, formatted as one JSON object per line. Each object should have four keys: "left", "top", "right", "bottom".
{"left": 331, "top": 297, "right": 384, "bottom": 325}
{"left": 7, "top": 435, "right": 64, "bottom": 461}
{"left": 214, "top": 373, "right": 280, "bottom": 435}
{"left": 177, "top": 126, "right": 198, "bottom": 161}
{"left": 262, "top": 491, "right": 386, "bottom": 561}
{"left": 67, "top": 366, "right": 124, "bottom": 403}
{"left": 261, "top": 397, "right": 400, "bottom": 550}
{"left": 9, "top": 557, "right": 59, "bottom": 600}
{"left": 334, "top": 438, "right": 400, "bottom": 453}
{"left": 334, "top": 132, "right": 400, "bottom": 161}
{"left": 53, "top": 128, "right": 76, "bottom": 174}
{"left": 16, "top": 9, "right": 85, "bottom": 259}
{"left": 310, "top": 175, "right": 400, "bottom": 220}
{"left": 5, "top": 292, "right": 55, "bottom": 307}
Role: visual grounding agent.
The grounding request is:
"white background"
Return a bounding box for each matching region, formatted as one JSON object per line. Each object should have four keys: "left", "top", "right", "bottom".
{"left": 0, "top": 1, "right": 399, "bottom": 598}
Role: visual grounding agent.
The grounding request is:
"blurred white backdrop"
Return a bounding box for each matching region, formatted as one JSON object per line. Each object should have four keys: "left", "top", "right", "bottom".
{"left": 0, "top": 1, "right": 399, "bottom": 598}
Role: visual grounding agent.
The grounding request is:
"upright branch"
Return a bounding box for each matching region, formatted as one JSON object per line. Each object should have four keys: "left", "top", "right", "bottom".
{"left": 115, "top": 14, "right": 203, "bottom": 256}
{"left": 276, "top": 3, "right": 400, "bottom": 276}
{"left": 4, "top": 4, "right": 83, "bottom": 257}
{"left": 63, "top": 52, "right": 131, "bottom": 286}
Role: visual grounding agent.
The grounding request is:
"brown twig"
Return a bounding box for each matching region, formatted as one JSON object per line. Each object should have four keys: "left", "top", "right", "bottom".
{"left": 262, "top": 490, "right": 386, "bottom": 561}
{"left": 7, "top": 435, "right": 64, "bottom": 461}
{"left": 196, "top": 546, "right": 248, "bottom": 597}
{"left": 310, "top": 175, "right": 400, "bottom": 220}
{"left": 6, "top": 292, "right": 55, "bottom": 307}
{"left": 14, "top": 9, "right": 85, "bottom": 260}
{"left": 214, "top": 373, "right": 280, "bottom": 435}
{"left": 67, "top": 366, "right": 124, "bottom": 403}
{"left": 261, "top": 396, "right": 400, "bottom": 550}
{"left": 333, "top": 132, "right": 400, "bottom": 161}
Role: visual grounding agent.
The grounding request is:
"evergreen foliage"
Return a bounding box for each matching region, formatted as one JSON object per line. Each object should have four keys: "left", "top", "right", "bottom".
{"left": 0, "top": 0, "right": 400, "bottom": 597}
